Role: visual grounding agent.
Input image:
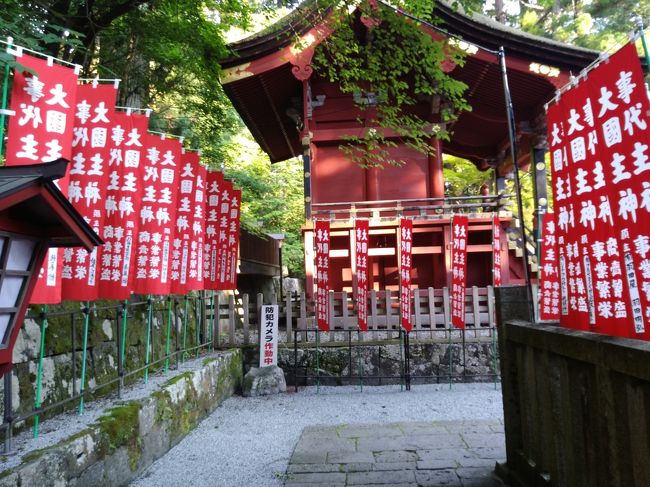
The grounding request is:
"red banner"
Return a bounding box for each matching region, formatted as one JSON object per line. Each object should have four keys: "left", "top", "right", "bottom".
{"left": 315, "top": 220, "right": 330, "bottom": 332}
{"left": 170, "top": 151, "right": 205, "bottom": 294}
{"left": 6, "top": 54, "right": 79, "bottom": 304}
{"left": 539, "top": 213, "right": 561, "bottom": 321}
{"left": 96, "top": 112, "right": 148, "bottom": 300}
{"left": 450, "top": 216, "right": 468, "bottom": 329}
{"left": 216, "top": 180, "right": 233, "bottom": 290}
{"left": 204, "top": 171, "right": 224, "bottom": 290}
{"left": 354, "top": 219, "right": 370, "bottom": 331}
{"left": 61, "top": 83, "right": 117, "bottom": 301}
{"left": 5, "top": 54, "right": 78, "bottom": 165}
{"left": 399, "top": 219, "right": 413, "bottom": 332}
{"left": 547, "top": 42, "right": 649, "bottom": 337}
{"left": 223, "top": 189, "right": 241, "bottom": 290}
{"left": 492, "top": 217, "right": 502, "bottom": 287}
{"left": 132, "top": 135, "right": 181, "bottom": 295}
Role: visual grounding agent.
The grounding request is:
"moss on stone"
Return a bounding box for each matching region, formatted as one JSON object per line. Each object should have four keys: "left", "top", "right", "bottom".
{"left": 96, "top": 401, "right": 142, "bottom": 471}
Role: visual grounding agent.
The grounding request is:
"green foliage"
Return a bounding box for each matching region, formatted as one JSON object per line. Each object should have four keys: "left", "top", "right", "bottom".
{"left": 312, "top": 0, "right": 471, "bottom": 168}
{"left": 442, "top": 155, "right": 491, "bottom": 196}
{"left": 221, "top": 131, "right": 306, "bottom": 276}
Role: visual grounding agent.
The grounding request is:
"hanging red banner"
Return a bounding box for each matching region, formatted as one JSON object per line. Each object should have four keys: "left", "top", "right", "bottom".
{"left": 132, "top": 135, "right": 182, "bottom": 295}
{"left": 492, "top": 217, "right": 502, "bottom": 287}
{"left": 5, "top": 54, "right": 78, "bottom": 165}
{"left": 61, "top": 83, "right": 117, "bottom": 301}
{"left": 539, "top": 213, "right": 561, "bottom": 321}
{"left": 546, "top": 99, "right": 590, "bottom": 331}
{"left": 204, "top": 171, "right": 225, "bottom": 290}
{"left": 450, "top": 216, "right": 468, "bottom": 329}
{"left": 5, "top": 54, "right": 79, "bottom": 304}
{"left": 96, "top": 112, "right": 148, "bottom": 300}
{"left": 223, "top": 189, "right": 241, "bottom": 290}
{"left": 354, "top": 219, "right": 370, "bottom": 331}
{"left": 216, "top": 180, "right": 234, "bottom": 290}
{"left": 170, "top": 151, "right": 205, "bottom": 294}
{"left": 399, "top": 219, "right": 413, "bottom": 332}
{"left": 315, "top": 220, "right": 330, "bottom": 332}
{"left": 548, "top": 42, "right": 649, "bottom": 338}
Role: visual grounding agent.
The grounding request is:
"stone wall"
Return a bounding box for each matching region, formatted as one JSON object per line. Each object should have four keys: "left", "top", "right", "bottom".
{"left": 243, "top": 337, "right": 500, "bottom": 386}
{"left": 1, "top": 296, "right": 205, "bottom": 425}
{"left": 0, "top": 350, "right": 242, "bottom": 486}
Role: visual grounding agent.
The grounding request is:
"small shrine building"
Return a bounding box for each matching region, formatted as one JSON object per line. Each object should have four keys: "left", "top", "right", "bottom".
{"left": 220, "top": 1, "right": 599, "bottom": 299}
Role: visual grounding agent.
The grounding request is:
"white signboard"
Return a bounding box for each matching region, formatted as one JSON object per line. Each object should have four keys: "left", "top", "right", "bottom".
{"left": 259, "top": 305, "right": 278, "bottom": 367}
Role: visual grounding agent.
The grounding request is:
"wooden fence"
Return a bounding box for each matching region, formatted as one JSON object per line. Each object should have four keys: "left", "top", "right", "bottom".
{"left": 207, "top": 286, "right": 496, "bottom": 346}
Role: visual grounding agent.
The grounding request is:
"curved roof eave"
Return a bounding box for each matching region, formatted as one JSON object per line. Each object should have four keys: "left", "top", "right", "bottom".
{"left": 221, "top": 0, "right": 600, "bottom": 72}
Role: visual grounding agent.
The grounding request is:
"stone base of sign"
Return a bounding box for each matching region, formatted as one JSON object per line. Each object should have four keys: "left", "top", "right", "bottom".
{"left": 243, "top": 365, "right": 287, "bottom": 397}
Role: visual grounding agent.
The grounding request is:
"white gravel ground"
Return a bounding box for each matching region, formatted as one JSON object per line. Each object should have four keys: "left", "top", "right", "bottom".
{"left": 131, "top": 383, "right": 504, "bottom": 487}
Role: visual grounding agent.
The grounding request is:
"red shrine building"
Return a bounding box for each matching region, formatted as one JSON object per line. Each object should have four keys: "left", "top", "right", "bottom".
{"left": 220, "top": 1, "right": 599, "bottom": 299}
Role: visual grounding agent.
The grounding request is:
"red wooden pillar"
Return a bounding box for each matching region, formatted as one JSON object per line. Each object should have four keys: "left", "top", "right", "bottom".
{"left": 366, "top": 167, "right": 379, "bottom": 201}
{"left": 428, "top": 136, "right": 444, "bottom": 201}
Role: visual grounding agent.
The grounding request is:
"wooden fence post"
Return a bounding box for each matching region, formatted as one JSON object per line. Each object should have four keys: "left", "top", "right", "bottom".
{"left": 243, "top": 293, "right": 250, "bottom": 345}
{"left": 228, "top": 294, "right": 235, "bottom": 345}
{"left": 286, "top": 292, "right": 293, "bottom": 344}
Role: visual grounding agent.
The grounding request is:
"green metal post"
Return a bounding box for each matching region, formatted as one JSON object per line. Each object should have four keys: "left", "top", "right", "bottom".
{"left": 399, "top": 328, "right": 404, "bottom": 392}
{"left": 196, "top": 294, "right": 202, "bottom": 358}
{"left": 210, "top": 290, "right": 215, "bottom": 352}
{"left": 120, "top": 299, "right": 128, "bottom": 367}
{"left": 164, "top": 296, "right": 173, "bottom": 373}
{"left": 316, "top": 328, "right": 320, "bottom": 394}
{"left": 33, "top": 306, "right": 48, "bottom": 438}
{"left": 78, "top": 303, "right": 91, "bottom": 415}
{"left": 144, "top": 296, "right": 153, "bottom": 383}
{"left": 182, "top": 295, "right": 189, "bottom": 362}
{"left": 357, "top": 329, "right": 363, "bottom": 392}
{"left": 0, "top": 62, "right": 11, "bottom": 156}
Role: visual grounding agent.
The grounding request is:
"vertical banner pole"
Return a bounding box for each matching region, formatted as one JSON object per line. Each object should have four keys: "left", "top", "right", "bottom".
{"left": 79, "top": 303, "right": 91, "bottom": 415}
{"left": 0, "top": 62, "right": 11, "bottom": 156}
{"left": 33, "top": 306, "right": 48, "bottom": 438}
{"left": 499, "top": 47, "right": 535, "bottom": 321}
{"left": 448, "top": 325, "right": 453, "bottom": 390}
{"left": 120, "top": 299, "right": 128, "bottom": 367}
{"left": 492, "top": 326, "right": 498, "bottom": 390}
{"left": 399, "top": 327, "right": 404, "bottom": 392}
{"left": 637, "top": 19, "right": 650, "bottom": 79}
{"left": 164, "top": 296, "right": 172, "bottom": 373}
{"left": 196, "top": 293, "right": 202, "bottom": 358}
{"left": 316, "top": 328, "right": 320, "bottom": 394}
{"left": 182, "top": 295, "right": 189, "bottom": 362}
{"left": 210, "top": 290, "right": 216, "bottom": 352}
{"left": 357, "top": 329, "right": 363, "bottom": 393}
{"left": 144, "top": 296, "right": 153, "bottom": 383}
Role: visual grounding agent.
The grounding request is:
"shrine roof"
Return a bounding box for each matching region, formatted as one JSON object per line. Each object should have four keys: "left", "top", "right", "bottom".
{"left": 222, "top": 1, "right": 599, "bottom": 70}
{"left": 220, "top": 1, "right": 601, "bottom": 167}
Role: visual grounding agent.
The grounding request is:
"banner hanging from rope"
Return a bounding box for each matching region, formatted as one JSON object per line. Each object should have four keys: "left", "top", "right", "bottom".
{"left": 315, "top": 220, "right": 330, "bottom": 332}
{"left": 61, "top": 82, "right": 118, "bottom": 301}
{"left": 399, "top": 219, "right": 413, "bottom": 333}
{"left": 547, "top": 42, "right": 649, "bottom": 338}
{"left": 450, "top": 216, "right": 468, "bottom": 329}
{"left": 354, "top": 219, "right": 370, "bottom": 331}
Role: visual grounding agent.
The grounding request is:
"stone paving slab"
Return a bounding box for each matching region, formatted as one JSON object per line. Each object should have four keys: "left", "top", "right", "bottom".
{"left": 284, "top": 420, "right": 508, "bottom": 486}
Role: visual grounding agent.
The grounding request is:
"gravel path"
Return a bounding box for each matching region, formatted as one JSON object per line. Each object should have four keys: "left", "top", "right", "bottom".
{"left": 131, "top": 383, "right": 504, "bottom": 487}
